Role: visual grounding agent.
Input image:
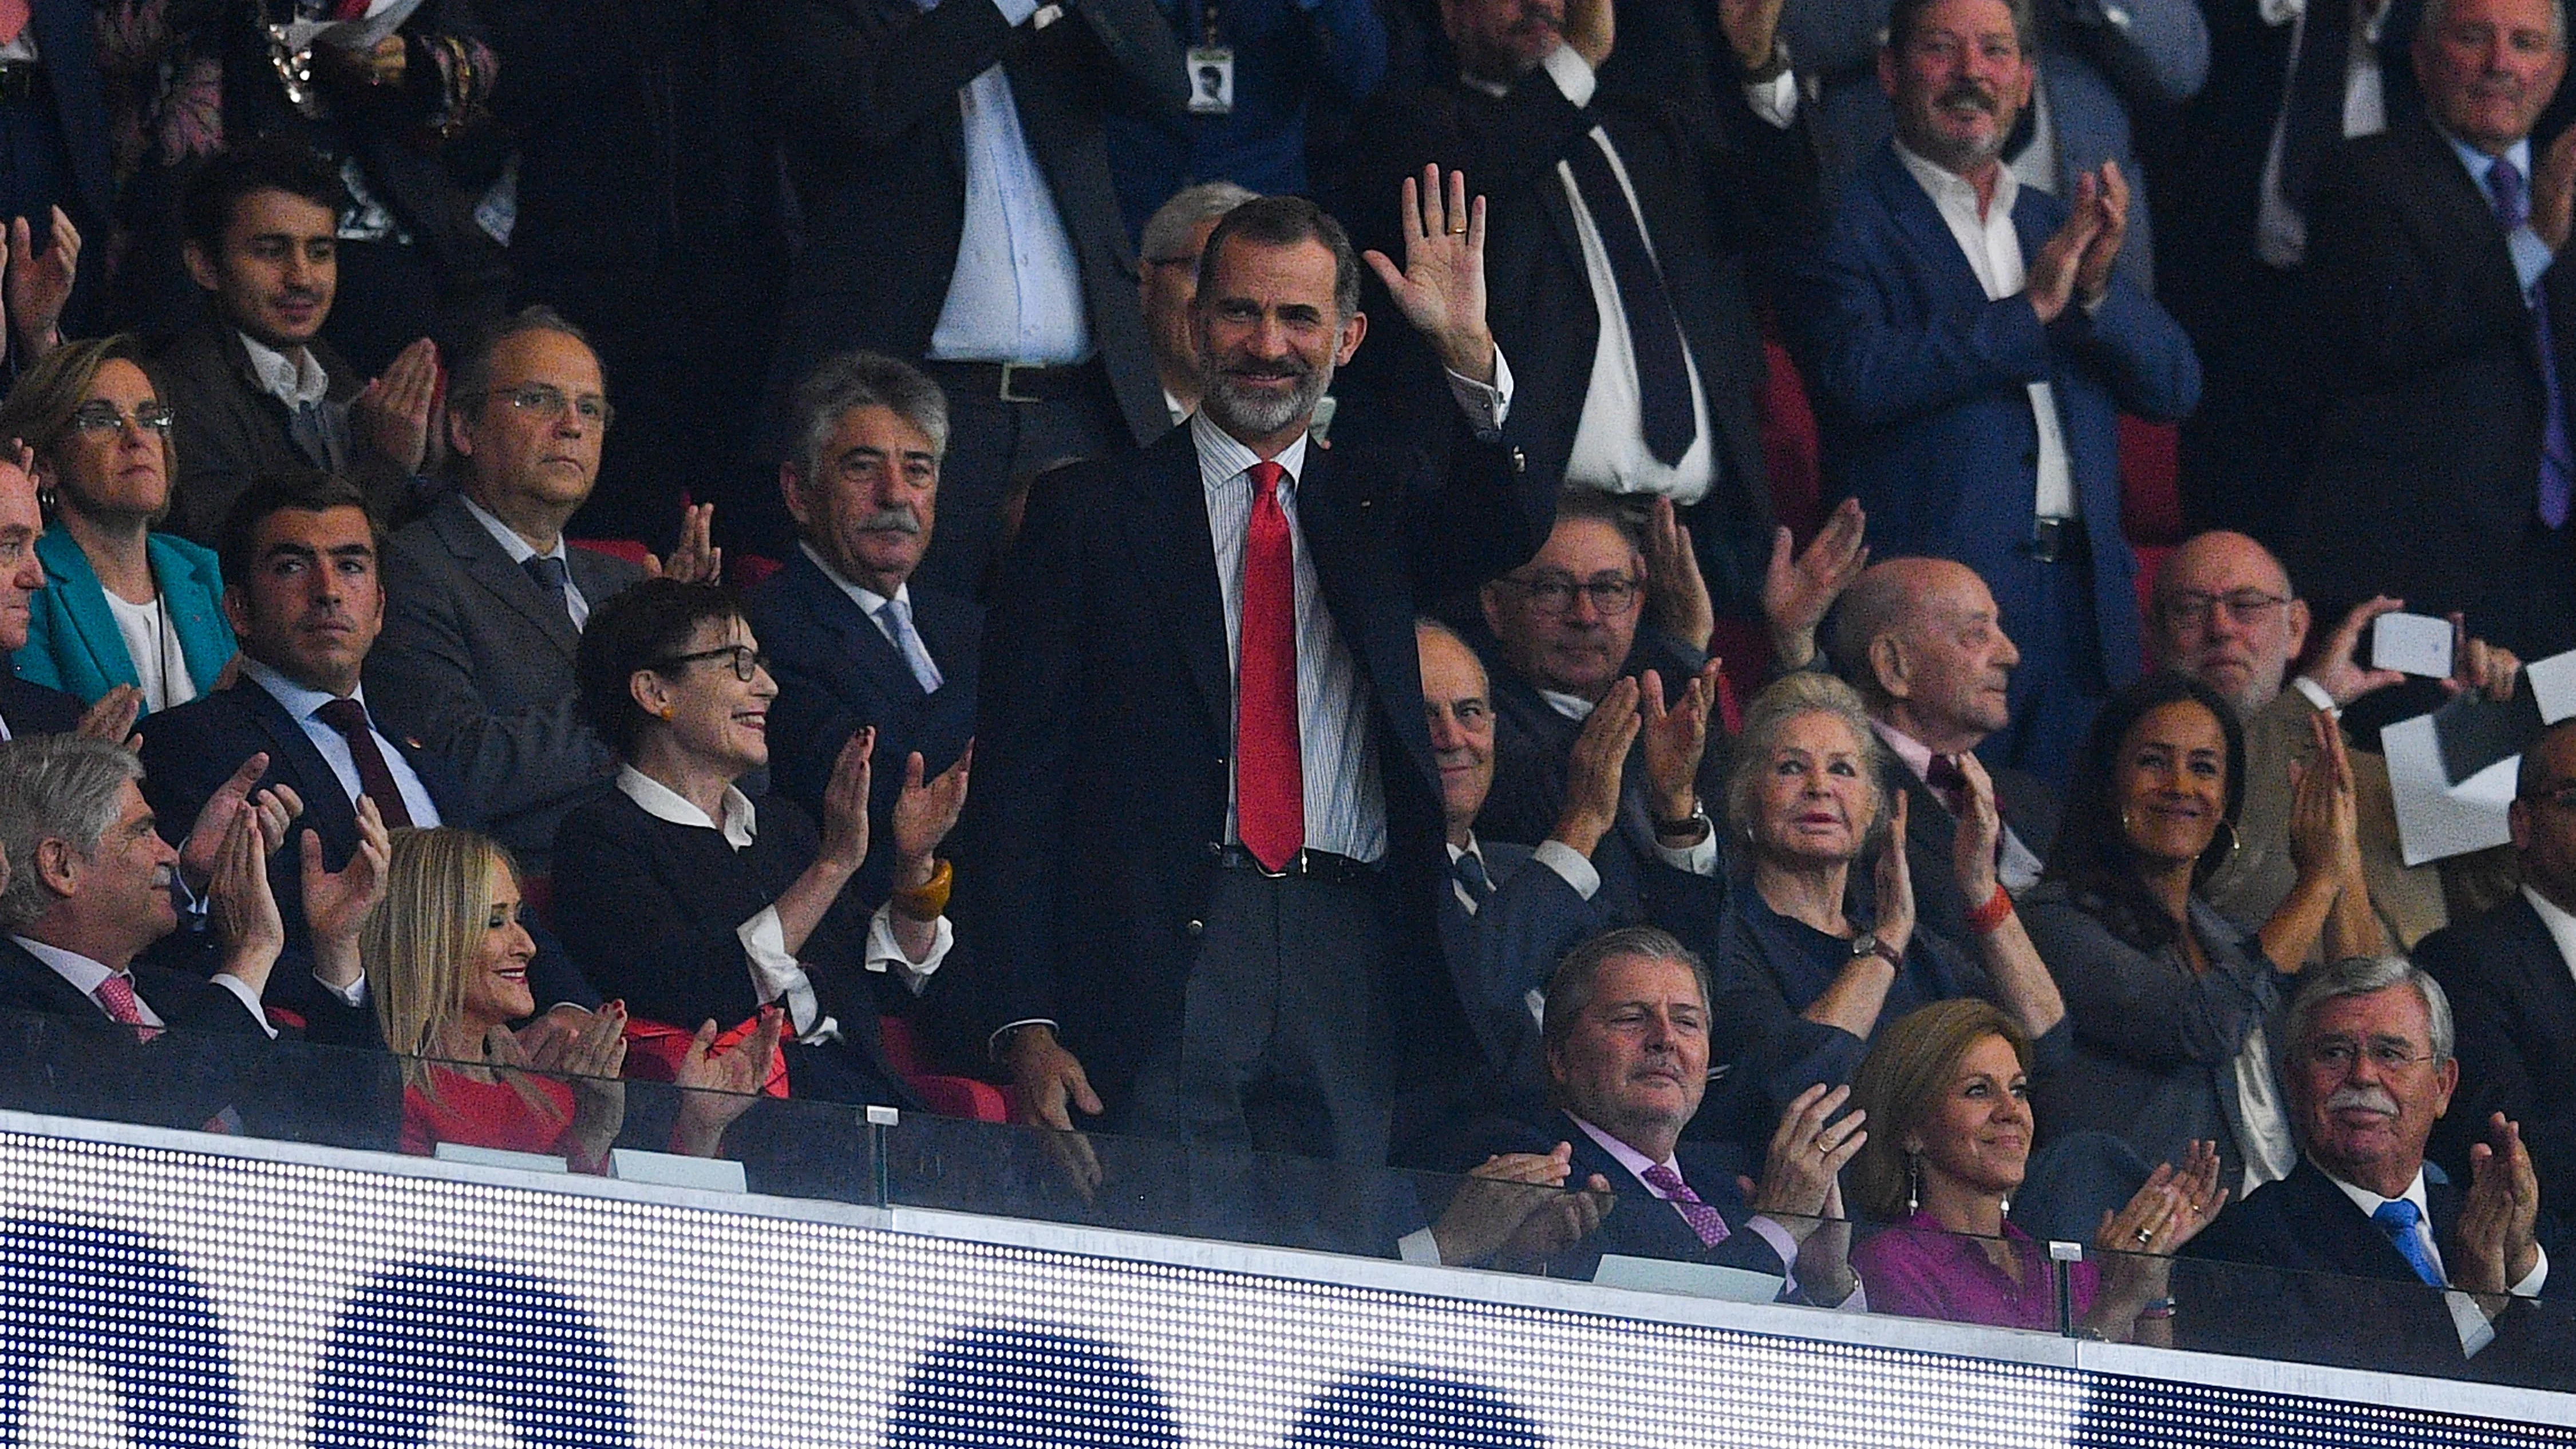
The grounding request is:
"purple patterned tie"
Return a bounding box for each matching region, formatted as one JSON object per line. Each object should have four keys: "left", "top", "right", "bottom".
{"left": 2489, "top": 157, "right": 2573, "bottom": 528}
{"left": 1639, "top": 1162, "right": 1732, "bottom": 1247}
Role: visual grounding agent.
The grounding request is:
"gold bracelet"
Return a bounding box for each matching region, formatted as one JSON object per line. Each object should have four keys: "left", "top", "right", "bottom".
{"left": 893, "top": 858, "right": 953, "bottom": 921}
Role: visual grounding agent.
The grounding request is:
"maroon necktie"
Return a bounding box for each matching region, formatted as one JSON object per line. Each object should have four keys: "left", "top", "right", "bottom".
{"left": 315, "top": 697, "right": 415, "bottom": 829}
{"left": 1924, "top": 752, "right": 1969, "bottom": 816}
{"left": 1236, "top": 460, "right": 1303, "bottom": 871}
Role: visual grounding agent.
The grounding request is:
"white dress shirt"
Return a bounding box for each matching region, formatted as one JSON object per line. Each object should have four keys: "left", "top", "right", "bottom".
{"left": 1893, "top": 141, "right": 2079, "bottom": 523}
{"left": 2324, "top": 1159, "right": 2549, "bottom": 1356}
{"left": 463, "top": 493, "right": 591, "bottom": 627}
{"left": 922, "top": 0, "right": 1093, "bottom": 365}
{"left": 238, "top": 332, "right": 331, "bottom": 409}
{"left": 2254, "top": 0, "right": 2390, "bottom": 267}
{"left": 614, "top": 767, "right": 949, "bottom": 1048}
{"left": 12, "top": 935, "right": 272, "bottom": 1037}
{"left": 240, "top": 658, "right": 442, "bottom": 828}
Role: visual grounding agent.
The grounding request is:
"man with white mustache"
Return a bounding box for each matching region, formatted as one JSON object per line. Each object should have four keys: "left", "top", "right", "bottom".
{"left": 1783, "top": 0, "right": 2200, "bottom": 789}
{"left": 2182, "top": 955, "right": 2568, "bottom": 1380}
{"left": 749, "top": 352, "right": 980, "bottom": 917}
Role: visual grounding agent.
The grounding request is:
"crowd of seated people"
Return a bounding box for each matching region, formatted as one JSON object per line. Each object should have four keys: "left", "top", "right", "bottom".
{"left": 0, "top": 0, "right": 2564, "bottom": 1392}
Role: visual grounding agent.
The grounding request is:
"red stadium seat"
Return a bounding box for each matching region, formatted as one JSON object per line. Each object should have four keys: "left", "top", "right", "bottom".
{"left": 730, "top": 554, "right": 783, "bottom": 590}
{"left": 516, "top": 872, "right": 554, "bottom": 933}
{"left": 878, "top": 1014, "right": 1012, "bottom": 1123}
{"left": 1759, "top": 334, "right": 1824, "bottom": 541}
{"left": 568, "top": 537, "right": 653, "bottom": 570}
{"left": 622, "top": 1014, "right": 793, "bottom": 1099}
{"left": 2119, "top": 416, "right": 2184, "bottom": 548}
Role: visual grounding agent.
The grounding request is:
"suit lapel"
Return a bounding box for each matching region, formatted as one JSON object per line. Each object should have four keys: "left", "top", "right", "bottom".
{"left": 37, "top": 532, "right": 133, "bottom": 694}
{"left": 2293, "top": 1160, "right": 2432, "bottom": 1285}
{"left": 435, "top": 502, "right": 583, "bottom": 663}
{"left": 809, "top": 562, "right": 931, "bottom": 704}
{"left": 1873, "top": 147, "right": 1998, "bottom": 313}
{"left": 233, "top": 682, "right": 360, "bottom": 843}
{"left": 0, "top": 934, "right": 114, "bottom": 1022}
{"left": 1120, "top": 429, "right": 1233, "bottom": 738}
{"left": 1299, "top": 448, "right": 1439, "bottom": 793}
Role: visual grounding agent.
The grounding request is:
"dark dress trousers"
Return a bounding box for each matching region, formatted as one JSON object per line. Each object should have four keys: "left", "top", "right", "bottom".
{"left": 135, "top": 678, "right": 595, "bottom": 1023}
{"left": 955, "top": 411, "right": 1554, "bottom": 1158}
{"left": 367, "top": 494, "right": 647, "bottom": 871}
{"left": 743, "top": 550, "right": 979, "bottom": 913}
{"left": 550, "top": 785, "right": 918, "bottom": 1110}
{"left": 2180, "top": 1158, "right": 2574, "bottom": 1384}
{"left": 2417, "top": 891, "right": 2576, "bottom": 1204}
{"left": 2290, "top": 114, "right": 2576, "bottom": 661}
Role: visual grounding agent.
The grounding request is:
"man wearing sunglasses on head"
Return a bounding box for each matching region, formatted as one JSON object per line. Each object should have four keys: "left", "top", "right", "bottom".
{"left": 366, "top": 307, "right": 720, "bottom": 874}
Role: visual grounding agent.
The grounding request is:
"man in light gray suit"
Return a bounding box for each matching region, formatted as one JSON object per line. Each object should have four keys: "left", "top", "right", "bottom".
{"left": 366, "top": 307, "right": 718, "bottom": 869}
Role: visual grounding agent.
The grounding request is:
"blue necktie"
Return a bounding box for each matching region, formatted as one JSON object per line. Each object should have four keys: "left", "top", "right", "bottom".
{"left": 2488, "top": 158, "right": 2573, "bottom": 528}
{"left": 1451, "top": 848, "right": 1494, "bottom": 905}
{"left": 2370, "top": 1198, "right": 2445, "bottom": 1287}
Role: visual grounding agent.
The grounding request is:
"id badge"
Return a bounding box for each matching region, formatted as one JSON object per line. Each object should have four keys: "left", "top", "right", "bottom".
{"left": 1187, "top": 46, "right": 1234, "bottom": 114}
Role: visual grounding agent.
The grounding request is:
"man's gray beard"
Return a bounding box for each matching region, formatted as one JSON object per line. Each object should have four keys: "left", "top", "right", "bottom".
{"left": 1907, "top": 119, "right": 2010, "bottom": 177}
{"left": 1200, "top": 359, "right": 1334, "bottom": 439}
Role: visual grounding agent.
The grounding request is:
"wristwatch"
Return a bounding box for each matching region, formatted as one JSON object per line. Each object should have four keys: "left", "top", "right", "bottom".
{"left": 1849, "top": 933, "right": 1902, "bottom": 969}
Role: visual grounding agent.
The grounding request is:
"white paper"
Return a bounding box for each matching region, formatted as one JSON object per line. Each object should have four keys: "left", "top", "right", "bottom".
{"left": 2528, "top": 648, "right": 2576, "bottom": 724}
{"left": 2372, "top": 612, "right": 2455, "bottom": 678}
{"left": 280, "top": 0, "right": 425, "bottom": 54}
{"left": 2383, "top": 713, "right": 2517, "bottom": 865}
{"left": 1591, "top": 1254, "right": 1785, "bottom": 1303}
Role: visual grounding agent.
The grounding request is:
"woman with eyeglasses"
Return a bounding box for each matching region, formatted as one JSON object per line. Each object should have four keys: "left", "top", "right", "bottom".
{"left": 2024, "top": 672, "right": 2379, "bottom": 1199}
{"left": 552, "top": 578, "right": 970, "bottom": 1106}
{"left": 0, "top": 335, "right": 233, "bottom": 714}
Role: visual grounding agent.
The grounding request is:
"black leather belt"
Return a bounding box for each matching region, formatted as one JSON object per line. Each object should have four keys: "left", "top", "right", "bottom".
{"left": 0, "top": 62, "right": 48, "bottom": 106}
{"left": 2020, "top": 516, "right": 2091, "bottom": 565}
{"left": 924, "top": 358, "right": 1100, "bottom": 404}
{"left": 1216, "top": 844, "right": 1379, "bottom": 885}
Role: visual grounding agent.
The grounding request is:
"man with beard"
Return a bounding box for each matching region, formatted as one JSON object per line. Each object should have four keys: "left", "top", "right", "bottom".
{"left": 2183, "top": 956, "right": 2570, "bottom": 1384}
{"left": 1783, "top": 0, "right": 2200, "bottom": 788}
{"left": 748, "top": 352, "right": 979, "bottom": 917}
{"left": 368, "top": 309, "right": 718, "bottom": 872}
{"left": 959, "top": 182, "right": 1552, "bottom": 1167}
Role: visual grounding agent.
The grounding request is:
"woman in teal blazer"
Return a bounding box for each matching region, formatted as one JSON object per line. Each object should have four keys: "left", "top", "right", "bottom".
{"left": 2, "top": 336, "right": 233, "bottom": 711}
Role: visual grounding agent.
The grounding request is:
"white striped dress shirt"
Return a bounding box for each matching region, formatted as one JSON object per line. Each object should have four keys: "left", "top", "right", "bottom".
{"left": 1192, "top": 410, "right": 1387, "bottom": 863}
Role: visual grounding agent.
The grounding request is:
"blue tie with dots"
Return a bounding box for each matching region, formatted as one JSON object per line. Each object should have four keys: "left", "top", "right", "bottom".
{"left": 2370, "top": 1198, "right": 2445, "bottom": 1287}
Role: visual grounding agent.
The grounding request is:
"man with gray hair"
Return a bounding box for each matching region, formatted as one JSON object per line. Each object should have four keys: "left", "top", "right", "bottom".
{"left": 0, "top": 736, "right": 286, "bottom": 1045}
{"left": 1140, "top": 181, "right": 1261, "bottom": 425}
{"left": 748, "top": 352, "right": 979, "bottom": 914}
{"left": 368, "top": 307, "right": 722, "bottom": 869}
{"left": 2182, "top": 954, "right": 2569, "bottom": 1380}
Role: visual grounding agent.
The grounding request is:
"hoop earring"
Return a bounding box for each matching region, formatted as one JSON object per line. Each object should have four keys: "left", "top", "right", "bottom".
{"left": 2217, "top": 820, "right": 2241, "bottom": 859}
{"left": 1906, "top": 1151, "right": 1922, "bottom": 1216}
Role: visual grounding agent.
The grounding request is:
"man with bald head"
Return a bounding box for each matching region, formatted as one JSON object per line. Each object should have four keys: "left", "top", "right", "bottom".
{"left": 2148, "top": 529, "right": 2520, "bottom": 957}
{"left": 1831, "top": 556, "right": 2057, "bottom": 945}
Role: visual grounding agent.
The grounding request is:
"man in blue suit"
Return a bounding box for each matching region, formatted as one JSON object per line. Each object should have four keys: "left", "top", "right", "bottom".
{"left": 1785, "top": 0, "right": 2200, "bottom": 785}
{"left": 137, "top": 471, "right": 592, "bottom": 1026}
{"left": 746, "top": 352, "right": 978, "bottom": 917}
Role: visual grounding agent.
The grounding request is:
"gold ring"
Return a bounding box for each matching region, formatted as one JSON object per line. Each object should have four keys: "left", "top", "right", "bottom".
{"left": 1447, "top": 224, "right": 1468, "bottom": 235}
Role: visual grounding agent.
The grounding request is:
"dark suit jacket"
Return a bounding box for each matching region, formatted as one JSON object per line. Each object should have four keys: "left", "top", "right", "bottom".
{"left": 2181, "top": 1158, "right": 2571, "bottom": 1383}
{"left": 1784, "top": 144, "right": 2203, "bottom": 692}
{"left": 0, "top": 934, "right": 277, "bottom": 1133}
{"left": 25, "top": 0, "right": 112, "bottom": 229}
{"left": 1443, "top": 839, "right": 1614, "bottom": 1091}
{"left": 1464, "top": 1108, "right": 1782, "bottom": 1281}
{"left": 1884, "top": 753, "right": 2060, "bottom": 949}
{"left": 366, "top": 495, "right": 646, "bottom": 870}
{"left": 744, "top": 551, "right": 979, "bottom": 911}
{"left": 955, "top": 413, "right": 1552, "bottom": 1104}
{"left": 2290, "top": 115, "right": 2576, "bottom": 654}
{"left": 133, "top": 677, "right": 594, "bottom": 1021}
{"left": 151, "top": 314, "right": 416, "bottom": 544}
{"left": 0, "top": 673, "right": 84, "bottom": 737}
{"left": 749, "top": 0, "right": 1186, "bottom": 451}
{"left": 1344, "top": 57, "right": 1811, "bottom": 540}
{"left": 2419, "top": 893, "right": 2576, "bottom": 1201}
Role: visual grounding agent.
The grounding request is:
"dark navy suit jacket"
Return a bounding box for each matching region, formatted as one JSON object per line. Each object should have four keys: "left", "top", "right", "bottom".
{"left": 134, "top": 678, "right": 596, "bottom": 1024}
{"left": 744, "top": 550, "right": 979, "bottom": 913}
{"left": 1785, "top": 144, "right": 2203, "bottom": 713}
{"left": 1469, "top": 1108, "right": 1781, "bottom": 1281}
{"left": 2419, "top": 893, "right": 2576, "bottom": 1205}
{"left": 0, "top": 673, "right": 82, "bottom": 737}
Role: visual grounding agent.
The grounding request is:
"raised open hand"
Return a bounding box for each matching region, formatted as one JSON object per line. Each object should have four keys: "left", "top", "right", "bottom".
{"left": 5, "top": 207, "right": 77, "bottom": 358}
{"left": 1762, "top": 498, "right": 1868, "bottom": 669}
{"left": 1360, "top": 166, "right": 1495, "bottom": 382}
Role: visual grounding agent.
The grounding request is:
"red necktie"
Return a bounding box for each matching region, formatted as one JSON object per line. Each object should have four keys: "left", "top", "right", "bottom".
{"left": 93, "top": 974, "right": 163, "bottom": 1043}
{"left": 0, "top": 0, "right": 29, "bottom": 49}
{"left": 1236, "top": 460, "right": 1303, "bottom": 871}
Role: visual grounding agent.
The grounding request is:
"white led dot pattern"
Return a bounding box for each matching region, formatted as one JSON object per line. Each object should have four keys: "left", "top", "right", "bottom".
{"left": 0, "top": 1130, "right": 2562, "bottom": 1449}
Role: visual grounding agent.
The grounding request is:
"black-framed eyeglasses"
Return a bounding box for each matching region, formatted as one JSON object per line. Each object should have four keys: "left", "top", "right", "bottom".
{"left": 67, "top": 401, "right": 174, "bottom": 437}
{"left": 482, "top": 384, "right": 614, "bottom": 431}
{"left": 1508, "top": 571, "right": 1643, "bottom": 617}
{"left": 654, "top": 645, "right": 768, "bottom": 683}
{"left": 2160, "top": 588, "right": 2290, "bottom": 632}
{"left": 2298, "top": 1036, "right": 2441, "bottom": 1073}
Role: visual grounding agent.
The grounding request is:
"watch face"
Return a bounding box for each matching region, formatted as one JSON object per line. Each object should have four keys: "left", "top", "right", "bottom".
{"left": 1850, "top": 933, "right": 1878, "bottom": 959}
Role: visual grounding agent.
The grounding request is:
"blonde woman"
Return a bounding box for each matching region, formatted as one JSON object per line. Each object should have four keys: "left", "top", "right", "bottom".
{"left": 332, "top": 823, "right": 779, "bottom": 1168}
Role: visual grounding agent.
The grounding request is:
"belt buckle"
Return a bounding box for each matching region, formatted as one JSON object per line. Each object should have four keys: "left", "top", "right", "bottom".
{"left": 998, "top": 361, "right": 1042, "bottom": 405}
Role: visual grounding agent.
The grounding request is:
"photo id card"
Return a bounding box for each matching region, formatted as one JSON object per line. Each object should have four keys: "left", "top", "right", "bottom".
{"left": 1188, "top": 46, "right": 1234, "bottom": 113}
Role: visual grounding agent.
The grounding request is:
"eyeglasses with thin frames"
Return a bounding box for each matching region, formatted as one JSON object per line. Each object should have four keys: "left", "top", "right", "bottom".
{"left": 2298, "top": 1036, "right": 2441, "bottom": 1073}
{"left": 655, "top": 645, "right": 768, "bottom": 683}
{"left": 1507, "top": 571, "right": 1643, "bottom": 617}
{"left": 482, "top": 384, "right": 614, "bottom": 431}
{"left": 2160, "top": 589, "right": 2290, "bottom": 633}
{"left": 67, "top": 401, "right": 174, "bottom": 437}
